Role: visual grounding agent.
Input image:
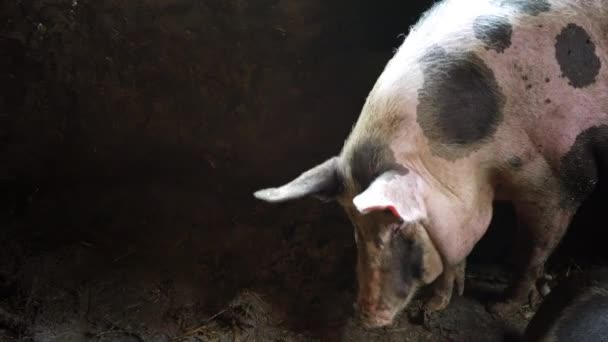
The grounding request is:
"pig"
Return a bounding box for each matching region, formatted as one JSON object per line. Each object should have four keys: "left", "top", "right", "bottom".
{"left": 254, "top": 0, "right": 608, "bottom": 328}
{"left": 523, "top": 269, "right": 608, "bottom": 342}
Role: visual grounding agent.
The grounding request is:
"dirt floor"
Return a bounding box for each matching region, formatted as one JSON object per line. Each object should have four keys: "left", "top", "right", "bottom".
{"left": 1, "top": 176, "right": 605, "bottom": 342}
{"left": 0, "top": 186, "right": 535, "bottom": 342}
{"left": 2, "top": 0, "right": 608, "bottom": 341}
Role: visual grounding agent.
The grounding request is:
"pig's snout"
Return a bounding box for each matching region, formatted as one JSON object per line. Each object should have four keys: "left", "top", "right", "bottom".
{"left": 359, "top": 310, "right": 394, "bottom": 328}
{"left": 355, "top": 299, "right": 395, "bottom": 328}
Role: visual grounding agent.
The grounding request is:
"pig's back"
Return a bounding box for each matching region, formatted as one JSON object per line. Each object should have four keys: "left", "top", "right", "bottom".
{"left": 477, "top": 0, "right": 608, "bottom": 172}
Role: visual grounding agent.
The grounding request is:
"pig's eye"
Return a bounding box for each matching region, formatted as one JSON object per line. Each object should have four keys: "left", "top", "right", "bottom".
{"left": 374, "top": 236, "right": 384, "bottom": 248}
{"left": 389, "top": 222, "right": 402, "bottom": 235}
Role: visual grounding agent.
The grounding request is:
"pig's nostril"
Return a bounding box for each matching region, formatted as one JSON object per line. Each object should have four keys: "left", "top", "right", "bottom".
{"left": 356, "top": 297, "right": 396, "bottom": 328}
{"left": 376, "top": 302, "right": 392, "bottom": 313}
{"left": 357, "top": 298, "right": 374, "bottom": 312}
{"left": 358, "top": 309, "right": 375, "bottom": 324}
{"left": 356, "top": 303, "right": 374, "bottom": 318}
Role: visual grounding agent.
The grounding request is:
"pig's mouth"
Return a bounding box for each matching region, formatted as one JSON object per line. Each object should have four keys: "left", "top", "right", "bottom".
{"left": 357, "top": 306, "right": 397, "bottom": 328}
{"left": 356, "top": 289, "right": 418, "bottom": 328}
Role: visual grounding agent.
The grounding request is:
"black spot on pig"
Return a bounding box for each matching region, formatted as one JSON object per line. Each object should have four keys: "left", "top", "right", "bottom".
{"left": 555, "top": 24, "right": 602, "bottom": 88}
{"left": 349, "top": 140, "right": 409, "bottom": 190}
{"left": 473, "top": 15, "right": 512, "bottom": 53}
{"left": 508, "top": 156, "right": 523, "bottom": 169}
{"left": 392, "top": 233, "right": 423, "bottom": 297}
{"left": 417, "top": 46, "right": 505, "bottom": 158}
{"left": 493, "top": 0, "right": 551, "bottom": 16}
{"left": 559, "top": 125, "right": 608, "bottom": 207}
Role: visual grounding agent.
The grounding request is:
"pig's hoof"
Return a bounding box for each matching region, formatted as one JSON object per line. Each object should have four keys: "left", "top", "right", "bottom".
{"left": 422, "top": 296, "right": 450, "bottom": 330}
{"left": 486, "top": 300, "right": 520, "bottom": 317}
{"left": 424, "top": 294, "right": 450, "bottom": 313}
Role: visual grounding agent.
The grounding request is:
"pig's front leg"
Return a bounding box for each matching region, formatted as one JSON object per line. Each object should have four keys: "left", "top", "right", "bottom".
{"left": 489, "top": 197, "right": 575, "bottom": 315}
{"left": 424, "top": 260, "right": 466, "bottom": 312}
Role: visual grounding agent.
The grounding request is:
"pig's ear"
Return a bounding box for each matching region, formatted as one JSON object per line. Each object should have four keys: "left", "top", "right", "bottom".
{"left": 352, "top": 170, "right": 426, "bottom": 222}
{"left": 254, "top": 157, "right": 342, "bottom": 203}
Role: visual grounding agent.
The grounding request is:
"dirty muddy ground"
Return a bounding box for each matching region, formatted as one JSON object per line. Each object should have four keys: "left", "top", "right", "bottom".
{"left": 2, "top": 0, "right": 608, "bottom": 341}
{"left": 1, "top": 178, "right": 606, "bottom": 342}
{"left": 0, "top": 186, "right": 561, "bottom": 342}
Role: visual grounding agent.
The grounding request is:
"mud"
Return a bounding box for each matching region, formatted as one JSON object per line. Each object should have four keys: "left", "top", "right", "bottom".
{"left": 1, "top": 0, "right": 608, "bottom": 341}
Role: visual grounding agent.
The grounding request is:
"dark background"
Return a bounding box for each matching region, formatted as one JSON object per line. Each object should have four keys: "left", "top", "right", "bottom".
{"left": 0, "top": 0, "right": 606, "bottom": 341}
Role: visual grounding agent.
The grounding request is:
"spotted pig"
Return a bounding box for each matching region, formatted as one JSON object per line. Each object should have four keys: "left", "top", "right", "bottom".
{"left": 254, "top": 0, "right": 608, "bottom": 328}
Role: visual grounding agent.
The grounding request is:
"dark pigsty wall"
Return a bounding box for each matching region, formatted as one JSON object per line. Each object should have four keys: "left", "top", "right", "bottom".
{"left": 0, "top": 0, "right": 433, "bottom": 190}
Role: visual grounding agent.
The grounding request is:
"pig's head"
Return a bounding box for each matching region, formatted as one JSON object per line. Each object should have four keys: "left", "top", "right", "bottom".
{"left": 254, "top": 156, "right": 444, "bottom": 328}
